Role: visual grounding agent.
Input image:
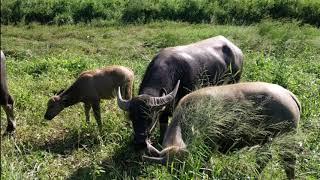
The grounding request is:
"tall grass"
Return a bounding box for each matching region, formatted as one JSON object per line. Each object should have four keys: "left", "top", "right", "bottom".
{"left": 166, "top": 96, "right": 300, "bottom": 179}
{"left": 1, "top": 0, "right": 320, "bottom": 26}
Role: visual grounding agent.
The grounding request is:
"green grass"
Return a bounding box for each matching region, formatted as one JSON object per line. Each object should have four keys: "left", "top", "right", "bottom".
{"left": 1, "top": 20, "right": 320, "bottom": 179}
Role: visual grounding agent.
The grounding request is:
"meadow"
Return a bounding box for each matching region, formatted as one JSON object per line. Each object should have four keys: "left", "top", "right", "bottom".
{"left": 1, "top": 20, "right": 320, "bottom": 179}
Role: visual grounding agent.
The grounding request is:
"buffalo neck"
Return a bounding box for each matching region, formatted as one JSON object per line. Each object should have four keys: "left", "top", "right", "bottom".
{"left": 139, "top": 86, "right": 162, "bottom": 97}
{"left": 139, "top": 56, "right": 181, "bottom": 97}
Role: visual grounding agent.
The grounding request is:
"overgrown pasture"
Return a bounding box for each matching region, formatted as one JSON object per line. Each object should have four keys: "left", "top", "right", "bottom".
{"left": 1, "top": 21, "right": 319, "bottom": 179}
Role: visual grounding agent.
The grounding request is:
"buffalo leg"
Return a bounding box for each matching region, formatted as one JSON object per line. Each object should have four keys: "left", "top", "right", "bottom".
{"left": 92, "top": 100, "right": 102, "bottom": 131}
{"left": 159, "top": 111, "right": 169, "bottom": 142}
{"left": 256, "top": 145, "right": 272, "bottom": 176}
{"left": 84, "top": 103, "right": 91, "bottom": 124}
{"left": 280, "top": 151, "right": 296, "bottom": 180}
{"left": 2, "top": 103, "right": 15, "bottom": 135}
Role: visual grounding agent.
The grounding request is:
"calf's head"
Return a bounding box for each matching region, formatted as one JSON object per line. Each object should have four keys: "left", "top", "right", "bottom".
{"left": 117, "top": 81, "right": 180, "bottom": 148}
{"left": 44, "top": 91, "right": 65, "bottom": 120}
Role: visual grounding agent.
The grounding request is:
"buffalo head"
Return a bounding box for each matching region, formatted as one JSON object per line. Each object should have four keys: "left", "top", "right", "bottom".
{"left": 117, "top": 80, "right": 180, "bottom": 149}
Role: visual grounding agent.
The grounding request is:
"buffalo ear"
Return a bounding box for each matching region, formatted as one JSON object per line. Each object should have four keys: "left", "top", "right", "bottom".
{"left": 160, "top": 88, "right": 167, "bottom": 97}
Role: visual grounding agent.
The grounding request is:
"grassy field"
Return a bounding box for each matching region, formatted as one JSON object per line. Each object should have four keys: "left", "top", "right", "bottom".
{"left": 1, "top": 21, "right": 320, "bottom": 179}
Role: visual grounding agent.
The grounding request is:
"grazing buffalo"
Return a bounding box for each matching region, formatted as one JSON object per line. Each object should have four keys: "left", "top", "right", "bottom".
{"left": 0, "top": 51, "right": 15, "bottom": 135}
{"left": 117, "top": 35, "right": 244, "bottom": 148}
{"left": 144, "top": 82, "right": 301, "bottom": 179}
{"left": 44, "top": 66, "right": 134, "bottom": 130}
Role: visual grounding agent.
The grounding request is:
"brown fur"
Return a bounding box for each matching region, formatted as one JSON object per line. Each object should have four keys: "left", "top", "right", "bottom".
{"left": 44, "top": 65, "right": 134, "bottom": 129}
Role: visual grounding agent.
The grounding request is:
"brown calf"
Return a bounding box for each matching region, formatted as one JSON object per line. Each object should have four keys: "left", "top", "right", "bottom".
{"left": 45, "top": 65, "right": 134, "bottom": 130}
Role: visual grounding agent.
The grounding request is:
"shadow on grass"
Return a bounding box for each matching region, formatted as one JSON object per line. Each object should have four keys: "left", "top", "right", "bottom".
{"left": 42, "top": 131, "right": 100, "bottom": 155}
{"left": 67, "top": 141, "right": 146, "bottom": 179}
{"left": 18, "top": 127, "right": 101, "bottom": 155}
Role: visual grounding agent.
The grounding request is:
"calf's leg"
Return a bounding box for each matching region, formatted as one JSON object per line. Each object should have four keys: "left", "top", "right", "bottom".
{"left": 159, "top": 111, "right": 169, "bottom": 142}
{"left": 83, "top": 103, "right": 91, "bottom": 124}
{"left": 91, "top": 100, "right": 102, "bottom": 131}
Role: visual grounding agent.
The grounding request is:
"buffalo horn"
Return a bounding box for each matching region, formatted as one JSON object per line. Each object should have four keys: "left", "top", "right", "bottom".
{"left": 142, "top": 155, "right": 167, "bottom": 164}
{"left": 148, "top": 80, "right": 180, "bottom": 107}
{"left": 117, "top": 86, "right": 130, "bottom": 111}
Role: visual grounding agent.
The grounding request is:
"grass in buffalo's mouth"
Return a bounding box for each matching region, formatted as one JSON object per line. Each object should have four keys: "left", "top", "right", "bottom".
{"left": 1, "top": 20, "right": 319, "bottom": 179}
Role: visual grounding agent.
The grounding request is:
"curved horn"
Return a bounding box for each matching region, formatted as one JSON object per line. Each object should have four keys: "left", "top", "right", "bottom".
{"left": 117, "top": 86, "right": 130, "bottom": 111}
{"left": 148, "top": 80, "right": 180, "bottom": 107}
{"left": 146, "top": 139, "right": 161, "bottom": 156}
{"left": 142, "top": 155, "right": 167, "bottom": 164}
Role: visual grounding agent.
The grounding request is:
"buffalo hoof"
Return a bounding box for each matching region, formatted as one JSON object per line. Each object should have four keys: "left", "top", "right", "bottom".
{"left": 134, "top": 142, "right": 147, "bottom": 151}
{"left": 2, "top": 130, "right": 16, "bottom": 137}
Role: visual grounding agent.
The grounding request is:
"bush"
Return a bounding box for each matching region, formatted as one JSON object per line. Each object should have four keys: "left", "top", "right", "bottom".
{"left": 122, "top": 0, "right": 160, "bottom": 23}
{"left": 23, "top": 0, "right": 55, "bottom": 24}
{"left": 53, "top": 13, "right": 73, "bottom": 25}
{"left": 1, "top": 0, "right": 320, "bottom": 26}
{"left": 1, "top": 0, "right": 23, "bottom": 24}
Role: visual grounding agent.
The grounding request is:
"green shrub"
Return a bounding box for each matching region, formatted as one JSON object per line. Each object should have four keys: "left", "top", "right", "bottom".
{"left": 1, "top": 0, "right": 23, "bottom": 24}
{"left": 1, "top": 0, "right": 320, "bottom": 26}
{"left": 23, "top": 1, "right": 55, "bottom": 24}
{"left": 122, "top": 0, "right": 160, "bottom": 23}
{"left": 72, "top": 1, "right": 103, "bottom": 23}
{"left": 53, "top": 13, "right": 73, "bottom": 25}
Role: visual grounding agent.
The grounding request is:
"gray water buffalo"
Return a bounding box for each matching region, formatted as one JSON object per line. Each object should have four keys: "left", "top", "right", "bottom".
{"left": 45, "top": 65, "right": 134, "bottom": 130}
{"left": 144, "top": 82, "right": 301, "bottom": 179}
{"left": 117, "top": 36, "right": 244, "bottom": 148}
{"left": 0, "top": 51, "right": 15, "bottom": 136}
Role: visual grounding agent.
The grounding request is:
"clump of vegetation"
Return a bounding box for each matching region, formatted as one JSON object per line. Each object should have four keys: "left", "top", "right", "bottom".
{"left": 179, "top": 98, "right": 269, "bottom": 150}
{"left": 166, "top": 97, "right": 299, "bottom": 179}
{"left": 1, "top": 0, "right": 320, "bottom": 26}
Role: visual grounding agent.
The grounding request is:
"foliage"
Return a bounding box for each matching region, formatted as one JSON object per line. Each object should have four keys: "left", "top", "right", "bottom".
{"left": 1, "top": 0, "right": 320, "bottom": 26}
